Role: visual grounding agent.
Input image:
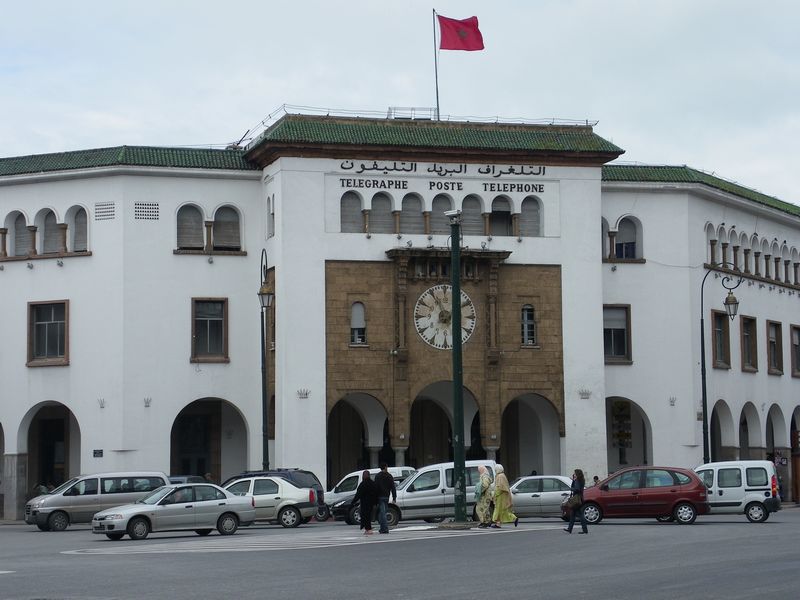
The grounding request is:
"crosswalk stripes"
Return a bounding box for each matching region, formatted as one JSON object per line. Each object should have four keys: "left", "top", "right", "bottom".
{"left": 62, "top": 523, "right": 561, "bottom": 556}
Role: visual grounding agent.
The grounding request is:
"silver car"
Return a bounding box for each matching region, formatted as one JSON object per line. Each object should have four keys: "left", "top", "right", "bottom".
{"left": 91, "top": 483, "right": 255, "bottom": 540}
{"left": 225, "top": 476, "right": 317, "bottom": 528}
{"left": 511, "top": 475, "right": 573, "bottom": 518}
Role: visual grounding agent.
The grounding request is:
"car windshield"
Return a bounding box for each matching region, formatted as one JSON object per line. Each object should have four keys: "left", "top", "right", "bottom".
{"left": 50, "top": 478, "right": 79, "bottom": 495}
{"left": 137, "top": 486, "right": 173, "bottom": 504}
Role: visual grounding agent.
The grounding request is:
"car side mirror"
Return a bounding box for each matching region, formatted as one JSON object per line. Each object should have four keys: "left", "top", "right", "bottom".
{"left": 600, "top": 484, "right": 609, "bottom": 491}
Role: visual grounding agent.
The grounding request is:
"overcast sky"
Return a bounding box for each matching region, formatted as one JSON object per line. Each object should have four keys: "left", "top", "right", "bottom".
{"left": 2, "top": 1, "right": 798, "bottom": 204}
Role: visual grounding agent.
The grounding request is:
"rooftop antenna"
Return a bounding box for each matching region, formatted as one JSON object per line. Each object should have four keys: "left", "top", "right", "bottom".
{"left": 225, "top": 129, "right": 251, "bottom": 150}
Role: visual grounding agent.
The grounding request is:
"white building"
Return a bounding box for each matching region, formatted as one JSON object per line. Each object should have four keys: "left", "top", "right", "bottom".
{"left": 1, "top": 113, "right": 798, "bottom": 519}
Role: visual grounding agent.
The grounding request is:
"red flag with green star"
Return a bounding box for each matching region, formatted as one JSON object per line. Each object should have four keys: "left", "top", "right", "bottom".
{"left": 437, "top": 15, "right": 484, "bottom": 51}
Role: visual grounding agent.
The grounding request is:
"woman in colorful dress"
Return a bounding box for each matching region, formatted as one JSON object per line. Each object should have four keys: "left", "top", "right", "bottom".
{"left": 491, "top": 464, "right": 518, "bottom": 528}
{"left": 474, "top": 465, "right": 494, "bottom": 528}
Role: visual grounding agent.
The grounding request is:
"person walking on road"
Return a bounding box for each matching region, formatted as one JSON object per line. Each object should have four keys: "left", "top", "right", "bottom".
{"left": 352, "top": 470, "right": 379, "bottom": 535}
{"left": 491, "top": 464, "right": 518, "bottom": 528}
{"left": 564, "top": 468, "right": 588, "bottom": 534}
{"left": 375, "top": 463, "right": 397, "bottom": 534}
{"left": 474, "top": 464, "right": 494, "bottom": 528}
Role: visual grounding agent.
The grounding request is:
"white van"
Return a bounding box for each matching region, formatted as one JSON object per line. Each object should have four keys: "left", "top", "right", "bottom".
{"left": 390, "top": 459, "right": 496, "bottom": 523}
{"left": 694, "top": 460, "right": 781, "bottom": 522}
{"left": 25, "top": 471, "right": 170, "bottom": 531}
{"left": 327, "top": 466, "right": 415, "bottom": 506}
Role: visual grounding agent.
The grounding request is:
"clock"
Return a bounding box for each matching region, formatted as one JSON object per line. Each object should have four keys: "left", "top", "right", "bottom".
{"left": 413, "top": 284, "right": 477, "bottom": 349}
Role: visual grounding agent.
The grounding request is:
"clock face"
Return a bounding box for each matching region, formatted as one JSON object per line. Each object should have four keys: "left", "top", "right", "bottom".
{"left": 413, "top": 284, "right": 477, "bottom": 350}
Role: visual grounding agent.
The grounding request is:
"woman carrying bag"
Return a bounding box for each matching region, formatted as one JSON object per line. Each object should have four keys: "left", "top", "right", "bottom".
{"left": 564, "top": 468, "right": 588, "bottom": 534}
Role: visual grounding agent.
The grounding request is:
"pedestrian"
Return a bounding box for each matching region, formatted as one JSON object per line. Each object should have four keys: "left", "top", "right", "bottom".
{"left": 474, "top": 465, "right": 494, "bottom": 528}
{"left": 564, "top": 468, "right": 588, "bottom": 534}
{"left": 352, "top": 470, "right": 379, "bottom": 535}
{"left": 204, "top": 472, "right": 214, "bottom": 483}
{"left": 490, "top": 464, "right": 518, "bottom": 528}
{"left": 375, "top": 463, "right": 397, "bottom": 534}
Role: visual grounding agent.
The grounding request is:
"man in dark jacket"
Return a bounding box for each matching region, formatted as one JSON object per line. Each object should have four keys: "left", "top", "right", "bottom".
{"left": 353, "top": 470, "right": 380, "bottom": 535}
{"left": 375, "top": 463, "right": 397, "bottom": 534}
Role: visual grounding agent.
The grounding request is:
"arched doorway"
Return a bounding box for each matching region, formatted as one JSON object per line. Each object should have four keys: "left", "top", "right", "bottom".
{"left": 408, "top": 382, "right": 480, "bottom": 470}
{"left": 766, "top": 404, "right": 789, "bottom": 501}
{"left": 499, "top": 394, "right": 559, "bottom": 480}
{"left": 739, "top": 402, "right": 763, "bottom": 459}
{"left": 710, "top": 400, "right": 736, "bottom": 461}
{"left": 170, "top": 398, "right": 247, "bottom": 485}
{"left": 21, "top": 403, "right": 81, "bottom": 495}
{"left": 327, "top": 394, "right": 388, "bottom": 488}
{"left": 606, "top": 397, "right": 652, "bottom": 472}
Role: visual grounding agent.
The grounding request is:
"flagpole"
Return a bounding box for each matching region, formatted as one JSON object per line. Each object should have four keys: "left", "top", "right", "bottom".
{"left": 432, "top": 8, "right": 440, "bottom": 120}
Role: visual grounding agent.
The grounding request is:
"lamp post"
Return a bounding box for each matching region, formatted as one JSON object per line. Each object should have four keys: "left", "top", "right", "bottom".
{"left": 446, "top": 209, "right": 467, "bottom": 522}
{"left": 258, "top": 248, "right": 275, "bottom": 471}
{"left": 699, "top": 263, "right": 742, "bottom": 464}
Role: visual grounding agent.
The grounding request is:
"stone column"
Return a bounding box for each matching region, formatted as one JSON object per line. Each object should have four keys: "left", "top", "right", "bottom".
{"left": 784, "top": 260, "right": 791, "bottom": 285}
{"left": 203, "top": 221, "right": 213, "bottom": 252}
{"left": 394, "top": 447, "right": 407, "bottom": 467}
{"left": 368, "top": 447, "right": 381, "bottom": 468}
{"left": 57, "top": 223, "right": 68, "bottom": 254}
{"left": 732, "top": 246, "right": 740, "bottom": 271}
{"left": 392, "top": 211, "right": 401, "bottom": 237}
{"left": 362, "top": 210, "right": 370, "bottom": 236}
{"left": 717, "top": 446, "right": 739, "bottom": 461}
{"left": 484, "top": 446, "right": 499, "bottom": 462}
{"left": 709, "top": 239, "right": 718, "bottom": 264}
{"left": 754, "top": 252, "right": 761, "bottom": 276}
{"left": 794, "top": 262, "right": 799, "bottom": 286}
{"left": 27, "top": 225, "right": 37, "bottom": 256}
{"left": 4, "top": 453, "right": 28, "bottom": 521}
{"left": 774, "top": 257, "right": 781, "bottom": 282}
{"left": 721, "top": 242, "right": 729, "bottom": 267}
{"left": 608, "top": 231, "right": 617, "bottom": 260}
{"left": 0, "top": 228, "right": 7, "bottom": 258}
{"left": 764, "top": 254, "right": 771, "bottom": 279}
{"left": 423, "top": 212, "right": 431, "bottom": 236}
{"left": 512, "top": 213, "right": 520, "bottom": 239}
{"left": 743, "top": 248, "right": 751, "bottom": 274}
{"left": 482, "top": 213, "right": 490, "bottom": 237}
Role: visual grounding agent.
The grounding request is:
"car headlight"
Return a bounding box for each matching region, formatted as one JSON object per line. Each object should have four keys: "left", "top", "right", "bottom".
{"left": 98, "top": 514, "right": 125, "bottom": 521}
{"left": 333, "top": 500, "right": 347, "bottom": 508}
{"left": 29, "top": 503, "right": 41, "bottom": 509}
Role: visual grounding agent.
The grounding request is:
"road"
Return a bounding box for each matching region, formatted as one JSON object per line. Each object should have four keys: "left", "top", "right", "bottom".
{"left": 0, "top": 509, "right": 798, "bottom": 599}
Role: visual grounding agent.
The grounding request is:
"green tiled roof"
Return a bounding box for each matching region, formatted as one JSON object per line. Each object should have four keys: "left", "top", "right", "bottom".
{"left": 0, "top": 146, "right": 257, "bottom": 177}
{"left": 603, "top": 164, "right": 800, "bottom": 218}
{"left": 249, "top": 114, "right": 624, "bottom": 155}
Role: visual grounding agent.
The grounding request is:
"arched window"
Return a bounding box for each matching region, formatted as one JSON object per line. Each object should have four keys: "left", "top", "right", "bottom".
{"left": 521, "top": 304, "right": 536, "bottom": 345}
{"left": 615, "top": 218, "right": 637, "bottom": 259}
{"left": 177, "top": 205, "right": 204, "bottom": 250}
{"left": 350, "top": 302, "right": 366, "bottom": 344}
{"left": 490, "top": 197, "right": 512, "bottom": 236}
{"left": 340, "top": 192, "right": 363, "bottom": 233}
{"left": 369, "top": 194, "right": 393, "bottom": 234}
{"left": 399, "top": 195, "right": 425, "bottom": 234}
{"left": 519, "top": 197, "right": 541, "bottom": 237}
{"left": 213, "top": 206, "right": 241, "bottom": 250}
{"left": 42, "top": 211, "right": 60, "bottom": 254}
{"left": 461, "top": 196, "right": 483, "bottom": 235}
{"left": 430, "top": 195, "right": 451, "bottom": 235}
{"left": 14, "top": 214, "right": 29, "bottom": 257}
{"left": 73, "top": 208, "right": 87, "bottom": 252}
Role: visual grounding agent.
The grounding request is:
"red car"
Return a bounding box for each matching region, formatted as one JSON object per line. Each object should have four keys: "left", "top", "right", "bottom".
{"left": 568, "top": 466, "right": 710, "bottom": 525}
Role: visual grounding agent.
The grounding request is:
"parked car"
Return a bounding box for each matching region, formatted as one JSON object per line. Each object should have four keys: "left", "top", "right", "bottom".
{"left": 566, "top": 466, "right": 710, "bottom": 525}
{"left": 225, "top": 475, "right": 317, "bottom": 528}
{"left": 169, "top": 475, "right": 207, "bottom": 484}
{"left": 26, "top": 471, "right": 170, "bottom": 531}
{"left": 326, "top": 467, "right": 415, "bottom": 507}
{"left": 223, "top": 468, "right": 325, "bottom": 519}
{"left": 91, "top": 483, "right": 255, "bottom": 540}
{"left": 330, "top": 467, "right": 416, "bottom": 526}
{"left": 511, "top": 475, "right": 573, "bottom": 519}
{"left": 695, "top": 460, "right": 781, "bottom": 522}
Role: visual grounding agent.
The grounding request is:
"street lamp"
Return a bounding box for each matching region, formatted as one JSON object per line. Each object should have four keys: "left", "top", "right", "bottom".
{"left": 699, "top": 263, "right": 742, "bottom": 464}
{"left": 258, "top": 248, "right": 275, "bottom": 471}
{"left": 445, "top": 209, "right": 467, "bottom": 522}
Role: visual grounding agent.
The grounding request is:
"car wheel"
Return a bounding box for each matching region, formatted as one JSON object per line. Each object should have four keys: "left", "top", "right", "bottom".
{"left": 195, "top": 529, "right": 213, "bottom": 536}
{"left": 673, "top": 502, "right": 697, "bottom": 524}
{"left": 315, "top": 504, "right": 331, "bottom": 521}
{"left": 36, "top": 523, "right": 51, "bottom": 531}
{"left": 127, "top": 517, "right": 150, "bottom": 540}
{"left": 217, "top": 513, "right": 239, "bottom": 535}
{"left": 48, "top": 511, "right": 69, "bottom": 532}
{"left": 105, "top": 533, "right": 125, "bottom": 541}
{"left": 387, "top": 507, "right": 400, "bottom": 527}
{"left": 745, "top": 502, "right": 769, "bottom": 523}
{"left": 348, "top": 505, "right": 360, "bottom": 525}
{"left": 656, "top": 515, "right": 675, "bottom": 523}
{"left": 279, "top": 506, "right": 301, "bottom": 528}
{"left": 582, "top": 503, "right": 603, "bottom": 524}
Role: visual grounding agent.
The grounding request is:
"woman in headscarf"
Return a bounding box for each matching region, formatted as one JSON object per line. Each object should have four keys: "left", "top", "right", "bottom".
{"left": 352, "top": 470, "right": 379, "bottom": 535}
{"left": 474, "top": 465, "right": 494, "bottom": 528}
{"left": 491, "top": 464, "right": 518, "bottom": 528}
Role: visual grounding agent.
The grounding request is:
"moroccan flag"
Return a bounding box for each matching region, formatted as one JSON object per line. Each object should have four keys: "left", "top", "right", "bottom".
{"left": 437, "top": 15, "right": 484, "bottom": 51}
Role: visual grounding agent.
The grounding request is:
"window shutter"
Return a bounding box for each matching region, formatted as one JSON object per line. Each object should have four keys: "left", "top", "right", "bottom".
{"left": 340, "top": 192, "right": 363, "bottom": 233}
{"left": 43, "top": 212, "right": 60, "bottom": 254}
{"left": 399, "top": 195, "right": 425, "bottom": 234}
{"left": 73, "top": 208, "right": 88, "bottom": 252}
{"left": 14, "top": 214, "right": 29, "bottom": 256}
{"left": 520, "top": 197, "right": 541, "bottom": 237}
{"left": 430, "top": 196, "right": 451, "bottom": 235}
{"left": 177, "top": 206, "right": 204, "bottom": 249}
{"left": 212, "top": 207, "right": 240, "bottom": 250}
{"left": 369, "top": 194, "right": 393, "bottom": 234}
{"left": 490, "top": 198, "right": 512, "bottom": 236}
{"left": 461, "top": 196, "right": 483, "bottom": 235}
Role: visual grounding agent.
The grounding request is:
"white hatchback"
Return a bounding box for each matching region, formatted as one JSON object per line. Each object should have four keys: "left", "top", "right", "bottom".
{"left": 225, "top": 476, "right": 318, "bottom": 528}
{"left": 695, "top": 460, "right": 781, "bottom": 522}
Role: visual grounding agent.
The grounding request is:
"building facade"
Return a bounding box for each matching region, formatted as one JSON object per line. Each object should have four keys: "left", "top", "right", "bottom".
{"left": 1, "top": 114, "right": 798, "bottom": 519}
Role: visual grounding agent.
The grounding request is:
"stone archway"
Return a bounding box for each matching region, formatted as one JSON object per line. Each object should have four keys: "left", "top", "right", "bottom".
{"left": 710, "top": 399, "right": 736, "bottom": 461}
{"left": 739, "top": 402, "right": 763, "bottom": 460}
{"left": 20, "top": 403, "right": 81, "bottom": 494}
{"left": 327, "top": 393, "right": 388, "bottom": 489}
{"left": 499, "top": 394, "right": 560, "bottom": 480}
{"left": 606, "top": 397, "right": 653, "bottom": 472}
{"left": 170, "top": 398, "right": 248, "bottom": 484}
{"left": 766, "top": 404, "right": 790, "bottom": 501}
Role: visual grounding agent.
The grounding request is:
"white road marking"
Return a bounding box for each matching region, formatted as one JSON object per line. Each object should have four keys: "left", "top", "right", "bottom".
{"left": 0, "top": 571, "right": 16, "bottom": 574}
{"left": 62, "top": 524, "right": 560, "bottom": 556}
